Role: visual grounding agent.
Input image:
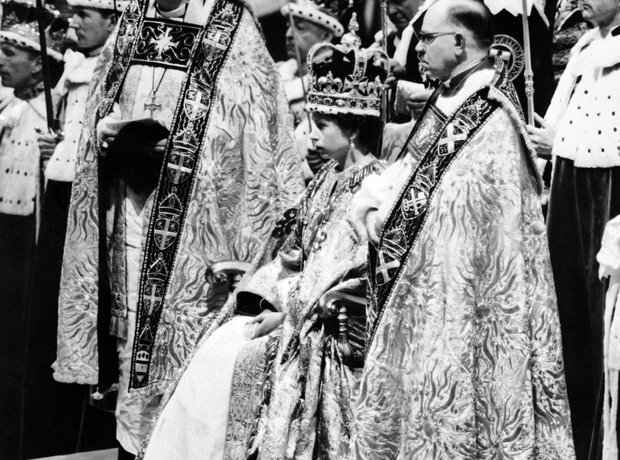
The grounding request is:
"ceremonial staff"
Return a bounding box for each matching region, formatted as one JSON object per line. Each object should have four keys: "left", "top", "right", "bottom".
{"left": 520, "top": 0, "right": 535, "bottom": 124}
{"left": 286, "top": 3, "right": 313, "bottom": 132}
{"left": 484, "top": 0, "right": 536, "bottom": 123}
{"left": 34, "top": 0, "right": 57, "bottom": 133}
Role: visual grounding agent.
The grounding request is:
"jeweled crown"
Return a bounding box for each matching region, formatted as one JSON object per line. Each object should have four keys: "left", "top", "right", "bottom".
{"left": 0, "top": 0, "right": 68, "bottom": 61}
{"left": 306, "top": 13, "right": 388, "bottom": 118}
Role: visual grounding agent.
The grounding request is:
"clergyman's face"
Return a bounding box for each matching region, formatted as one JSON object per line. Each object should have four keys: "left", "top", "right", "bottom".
{"left": 415, "top": 6, "right": 458, "bottom": 81}
{"left": 71, "top": 7, "right": 115, "bottom": 50}
{"left": 309, "top": 113, "right": 350, "bottom": 170}
{"left": 388, "top": 0, "right": 421, "bottom": 32}
{"left": 580, "top": 0, "right": 620, "bottom": 27}
{"left": 0, "top": 43, "right": 39, "bottom": 90}
{"left": 286, "top": 17, "right": 331, "bottom": 63}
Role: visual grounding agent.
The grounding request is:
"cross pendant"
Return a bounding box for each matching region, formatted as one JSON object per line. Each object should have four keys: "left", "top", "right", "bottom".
{"left": 144, "top": 93, "right": 162, "bottom": 117}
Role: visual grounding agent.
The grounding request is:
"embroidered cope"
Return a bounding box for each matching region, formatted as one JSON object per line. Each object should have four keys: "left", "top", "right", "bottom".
{"left": 54, "top": 0, "right": 304, "bottom": 453}
{"left": 352, "top": 69, "right": 575, "bottom": 459}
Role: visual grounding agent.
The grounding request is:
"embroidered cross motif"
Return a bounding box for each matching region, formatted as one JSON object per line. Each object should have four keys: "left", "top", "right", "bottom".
{"left": 376, "top": 252, "right": 400, "bottom": 285}
{"left": 143, "top": 283, "right": 163, "bottom": 315}
{"left": 438, "top": 123, "right": 467, "bottom": 154}
{"left": 154, "top": 217, "right": 179, "bottom": 250}
{"left": 150, "top": 27, "right": 178, "bottom": 60}
{"left": 185, "top": 90, "right": 209, "bottom": 120}
{"left": 167, "top": 155, "right": 193, "bottom": 184}
{"left": 203, "top": 29, "right": 228, "bottom": 60}
{"left": 402, "top": 187, "right": 428, "bottom": 217}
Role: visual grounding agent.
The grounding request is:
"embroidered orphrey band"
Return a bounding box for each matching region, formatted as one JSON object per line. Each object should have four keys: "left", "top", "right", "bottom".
{"left": 367, "top": 88, "right": 500, "bottom": 352}
{"left": 125, "top": 0, "right": 244, "bottom": 388}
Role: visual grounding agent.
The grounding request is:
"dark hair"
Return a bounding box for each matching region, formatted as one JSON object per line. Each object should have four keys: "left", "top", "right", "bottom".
{"left": 313, "top": 112, "right": 383, "bottom": 156}
{"left": 448, "top": 0, "right": 495, "bottom": 48}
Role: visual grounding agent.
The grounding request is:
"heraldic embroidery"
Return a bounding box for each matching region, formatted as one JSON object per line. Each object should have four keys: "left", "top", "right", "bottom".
{"left": 96, "top": 0, "right": 245, "bottom": 389}
{"left": 367, "top": 88, "right": 501, "bottom": 352}
{"left": 133, "top": 19, "right": 203, "bottom": 69}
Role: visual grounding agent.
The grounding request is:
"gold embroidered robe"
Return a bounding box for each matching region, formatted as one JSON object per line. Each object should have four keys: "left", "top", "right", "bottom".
{"left": 140, "top": 158, "right": 384, "bottom": 460}
{"left": 352, "top": 82, "right": 576, "bottom": 459}
{"left": 54, "top": 0, "right": 304, "bottom": 450}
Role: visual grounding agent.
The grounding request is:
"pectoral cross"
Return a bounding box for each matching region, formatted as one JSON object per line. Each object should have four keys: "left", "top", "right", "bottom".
{"left": 144, "top": 92, "right": 162, "bottom": 117}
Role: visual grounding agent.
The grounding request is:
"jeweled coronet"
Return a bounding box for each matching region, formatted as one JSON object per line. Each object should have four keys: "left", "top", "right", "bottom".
{"left": 306, "top": 13, "right": 388, "bottom": 118}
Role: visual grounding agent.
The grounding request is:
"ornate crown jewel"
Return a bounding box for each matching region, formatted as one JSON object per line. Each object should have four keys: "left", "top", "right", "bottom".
{"left": 306, "top": 13, "right": 389, "bottom": 118}
{"left": 0, "top": 0, "right": 68, "bottom": 61}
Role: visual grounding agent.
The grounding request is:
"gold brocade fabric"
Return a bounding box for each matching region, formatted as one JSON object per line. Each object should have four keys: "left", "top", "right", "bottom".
{"left": 352, "top": 109, "right": 576, "bottom": 459}
{"left": 54, "top": 6, "right": 304, "bottom": 394}
{"left": 223, "top": 159, "right": 385, "bottom": 460}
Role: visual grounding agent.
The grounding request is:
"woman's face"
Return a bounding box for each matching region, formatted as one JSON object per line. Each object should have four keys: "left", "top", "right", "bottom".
{"left": 309, "top": 114, "right": 351, "bottom": 170}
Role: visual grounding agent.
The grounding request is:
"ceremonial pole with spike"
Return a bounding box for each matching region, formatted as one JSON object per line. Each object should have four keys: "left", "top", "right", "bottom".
{"left": 380, "top": 0, "right": 391, "bottom": 124}
{"left": 520, "top": 0, "right": 535, "bottom": 124}
{"left": 34, "top": 0, "right": 57, "bottom": 133}
{"left": 286, "top": 3, "right": 313, "bottom": 132}
{"left": 484, "top": 0, "right": 536, "bottom": 123}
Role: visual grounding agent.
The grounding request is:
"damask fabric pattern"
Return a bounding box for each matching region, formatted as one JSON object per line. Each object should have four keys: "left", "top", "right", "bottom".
{"left": 353, "top": 108, "right": 575, "bottom": 459}
{"left": 138, "top": 158, "right": 383, "bottom": 460}
{"left": 53, "top": 26, "right": 117, "bottom": 385}
{"left": 224, "top": 330, "right": 280, "bottom": 459}
{"left": 247, "top": 160, "right": 384, "bottom": 460}
{"left": 54, "top": 2, "right": 304, "bottom": 392}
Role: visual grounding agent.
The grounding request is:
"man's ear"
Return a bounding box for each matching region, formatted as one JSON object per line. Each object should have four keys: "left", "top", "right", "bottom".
{"left": 454, "top": 33, "right": 466, "bottom": 54}
{"left": 31, "top": 54, "right": 43, "bottom": 76}
{"left": 104, "top": 13, "right": 118, "bottom": 33}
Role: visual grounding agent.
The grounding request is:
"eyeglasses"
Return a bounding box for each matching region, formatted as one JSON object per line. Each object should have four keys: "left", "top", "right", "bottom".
{"left": 415, "top": 31, "right": 457, "bottom": 45}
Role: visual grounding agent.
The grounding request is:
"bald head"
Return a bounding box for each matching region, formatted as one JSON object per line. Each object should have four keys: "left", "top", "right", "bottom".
{"left": 425, "top": 0, "right": 494, "bottom": 49}
{"left": 415, "top": 0, "right": 494, "bottom": 81}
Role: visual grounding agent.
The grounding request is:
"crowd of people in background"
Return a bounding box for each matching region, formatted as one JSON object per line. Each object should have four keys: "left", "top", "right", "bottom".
{"left": 0, "top": 0, "right": 618, "bottom": 458}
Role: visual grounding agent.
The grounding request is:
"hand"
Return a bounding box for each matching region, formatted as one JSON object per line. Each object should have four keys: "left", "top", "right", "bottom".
{"left": 149, "top": 139, "right": 167, "bottom": 156}
{"left": 526, "top": 113, "right": 555, "bottom": 160}
{"left": 36, "top": 131, "right": 61, "bottom": 162}
{"left": 384, "top": 61, "right": 406, "bottom": 90}
{"left": 244, "top": 310, "right": 285, "bottom": 339}
{"left": 405, "top": 89, "right": 432, "bottom": 119}
{"left": 96, "top": 116, "right": 121, "bottom": 155}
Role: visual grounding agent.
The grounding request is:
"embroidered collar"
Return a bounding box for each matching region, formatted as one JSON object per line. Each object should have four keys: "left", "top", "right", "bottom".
{"left": 14, "top": 81, "right": 45, "bottom": 101}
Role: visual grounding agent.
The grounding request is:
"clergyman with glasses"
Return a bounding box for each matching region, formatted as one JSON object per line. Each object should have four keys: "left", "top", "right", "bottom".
{"left": 350, "top": 0, "right": 576, "bottom": 457}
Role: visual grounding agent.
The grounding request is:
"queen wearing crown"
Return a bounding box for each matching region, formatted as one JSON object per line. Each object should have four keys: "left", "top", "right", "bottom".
{"left": 140, "top": 16, "right": 387, "bottom": 460}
